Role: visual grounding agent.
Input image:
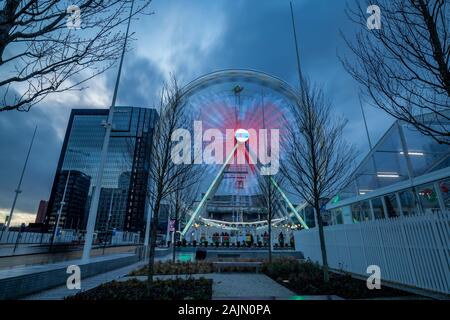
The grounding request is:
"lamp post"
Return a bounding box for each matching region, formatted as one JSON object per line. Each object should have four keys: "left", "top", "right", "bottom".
{"left": 6, "top": 126, "right": 37, "bottom": 231}
{"left": 82, "top": 0, "right": 135, "bottom": 262}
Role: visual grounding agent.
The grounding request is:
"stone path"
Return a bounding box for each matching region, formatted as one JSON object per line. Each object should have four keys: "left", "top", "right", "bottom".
{"left": 22, "top": 260, "right": 148, "bottom": 300}
{"left": 211, "top": 273, "right": 297, "bottom": 299}
{"left": 101, "top": 273, "right": 297, "bottom": 300}
{"left": 23, "top": 262, "right": 298, "bottom": 300}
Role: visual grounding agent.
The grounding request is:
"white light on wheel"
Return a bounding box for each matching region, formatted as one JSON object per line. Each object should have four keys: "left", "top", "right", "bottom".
{"left": 235, "top": 129, "right": 249, "bottom": 143}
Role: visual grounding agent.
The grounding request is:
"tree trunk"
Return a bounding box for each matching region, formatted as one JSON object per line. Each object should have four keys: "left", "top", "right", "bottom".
{"left": 147, "top": 195, "right": 161, "bottom": 294}
{"left": 417, "top": 0, "right": 450, "bottom": 96}
{"left": 315, "top": 202, "right": 329, "bottom": 283}
{"left": 172, "top": 216, "right": 178, "bottom": 263}
{"left": 0, "top": 0, "right": 21, "bottom": 62}
{"left": 268, "top": 215, "right": 272, "bottom": 264}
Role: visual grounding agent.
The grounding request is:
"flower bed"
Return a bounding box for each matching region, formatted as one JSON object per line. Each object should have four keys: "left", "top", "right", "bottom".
{"left": 130, "top": 261, "right": 214, "bottom": 276}
{"left": 262, "top": 257, "right": 413, "bottom": 299}
{"left": 67, "top": 278, "right": 212, "bottom": 300}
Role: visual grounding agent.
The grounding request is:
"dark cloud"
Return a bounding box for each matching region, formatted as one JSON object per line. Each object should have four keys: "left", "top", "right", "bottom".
{"left": 0, "top": 0, "right": 396, "bottom": 221}
{"left": 0, "top": 105, "right": 62, "bottom": 220}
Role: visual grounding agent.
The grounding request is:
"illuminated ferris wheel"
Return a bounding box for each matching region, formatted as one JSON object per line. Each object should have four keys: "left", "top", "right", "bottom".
{"left": 179, "top": 70, "right": 308, "bottom": 236}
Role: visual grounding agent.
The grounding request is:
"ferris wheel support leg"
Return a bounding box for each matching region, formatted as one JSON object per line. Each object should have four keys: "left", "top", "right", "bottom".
{"left": 245, "top": 145, "right": 309, "bottom": 229}
{"left": 181, "top": 144, "right": 239, "bottom": 237}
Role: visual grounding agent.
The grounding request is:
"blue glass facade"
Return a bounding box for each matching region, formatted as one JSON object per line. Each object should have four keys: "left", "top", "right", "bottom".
{"left": 46, "top": 107, "right": 157, "bottom": 235}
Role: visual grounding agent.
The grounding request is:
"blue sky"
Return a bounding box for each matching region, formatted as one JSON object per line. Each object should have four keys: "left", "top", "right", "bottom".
{"left": 0, "top": 0, "right": 395, "bottom": 225}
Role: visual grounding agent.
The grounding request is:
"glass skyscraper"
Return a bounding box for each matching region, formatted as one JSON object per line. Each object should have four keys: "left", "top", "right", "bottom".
{"left": 46, "top": 107, "right": 158, "bottom": 236}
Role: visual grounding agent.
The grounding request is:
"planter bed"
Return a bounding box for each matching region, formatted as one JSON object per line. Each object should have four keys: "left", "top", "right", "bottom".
{"left": 130, "top": 261, "right": 214, "bottom": 275}
{"left": 67, "top": 278, "right": 212, "bottom": 300}
{"left": 262, "top": 258, "right": 415, "bottom": 299}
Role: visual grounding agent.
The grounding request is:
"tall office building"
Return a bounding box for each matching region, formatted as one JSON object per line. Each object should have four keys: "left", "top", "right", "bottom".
{"left": 46, "top": 107, "right": 158, "bottom": 235}
{"left": 48, "top": 170, "right": 91, "bottom": 230}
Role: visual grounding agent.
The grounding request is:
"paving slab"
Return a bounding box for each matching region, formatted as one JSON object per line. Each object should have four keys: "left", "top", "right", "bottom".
{"left": 23, "top": 260, "right": 148, "bottom": 300}
{"left": 126, "top": 273, "right": 298, "bottom": 300}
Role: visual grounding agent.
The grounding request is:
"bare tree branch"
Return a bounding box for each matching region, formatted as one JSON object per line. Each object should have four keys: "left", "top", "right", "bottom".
{"left": 281, "top": 79, "right": 357, "bottom": 282}
{"left": 0, "top": 0, "right": 153, "bottom": 112}
{"left": 341, "top": 0, "right": 450, "bottom": 145}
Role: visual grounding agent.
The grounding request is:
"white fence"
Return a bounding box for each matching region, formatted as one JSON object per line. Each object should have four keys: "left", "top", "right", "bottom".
{"left": 0, "top": 230, "right": 78, "bottom": 245}
{"left": 0, "top": 230, "right": 140, "bottom": 246}
{"left": 111, "top": 231, "right": 140, "bottom": 245}
{"left": 294, "top": 211, "right": 450, "bottom": 296}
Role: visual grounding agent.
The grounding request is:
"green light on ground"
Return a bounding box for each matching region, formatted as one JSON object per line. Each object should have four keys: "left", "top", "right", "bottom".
{"left": 289, "top": 296, "right": 306, "bottom": 300}
{"left": 177, "top": 253, "right": 194, "bottom": 262}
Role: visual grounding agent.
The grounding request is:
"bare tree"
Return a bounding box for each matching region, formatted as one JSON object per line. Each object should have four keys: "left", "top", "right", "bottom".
{"left": 256, "top": 173, "right": 284, "bottom": 263}
{"left": 0, "top": 0, "right": 152, "bottom": 112}
{"left": 282, "top": 80, "right": 356, "bottom": 282}
{"left": 169, "top": 167, "right": 203, "bottom": 263}
{"left": 341, "top": 0, "right": 450, "bottom": 145}
{"left": 144, "top": 76, "right": 199, "bottom": 291}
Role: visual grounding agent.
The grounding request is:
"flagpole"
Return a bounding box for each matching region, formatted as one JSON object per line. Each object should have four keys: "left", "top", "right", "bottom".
{"left": 82, "top": 0, "right": 135, "bottom": 262}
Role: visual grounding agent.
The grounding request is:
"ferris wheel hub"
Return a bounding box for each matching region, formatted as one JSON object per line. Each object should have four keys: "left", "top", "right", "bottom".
{"left": 235, "top": 129, "right": 249, "bottom": 143}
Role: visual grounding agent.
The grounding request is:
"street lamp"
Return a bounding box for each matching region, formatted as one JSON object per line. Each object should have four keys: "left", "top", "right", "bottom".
{"left": 82, "top": 0, "right": 135, "bottom": 262}
{"left": 6, "top": 126, "right": 37, "bottom": 231}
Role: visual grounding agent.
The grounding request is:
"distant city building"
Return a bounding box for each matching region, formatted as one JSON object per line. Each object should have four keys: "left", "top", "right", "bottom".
{"left": 35, "top": 200, "right": 48, "bottom": 224}
{"left": 46, "top": 107, "right": 158, "bottom": 235}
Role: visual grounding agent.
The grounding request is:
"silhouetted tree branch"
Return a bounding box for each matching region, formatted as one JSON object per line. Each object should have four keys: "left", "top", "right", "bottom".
{"left": 0, "top": 0, "right": 153, "bottom": 112}
{"left": 256, "top": 172, "right": 284, "bottom": 263}
{"left": 282, "top": 80, "right": 357, "bottom": 282}
{"left": 341, "top": 0, "right": 450, "bottom": 144}
{"left": 143, "top": 75, "right": 199, "bottom": 292}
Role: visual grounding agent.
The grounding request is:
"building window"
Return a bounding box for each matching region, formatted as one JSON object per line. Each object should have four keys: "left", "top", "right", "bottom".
{"left": 371, "top": 198, "right": 385, "bottom": 219}
{"left": 351, "top": 203, "right": 362, "bottom": 223}
{"left": 417, "top": 183, "right": 441, "bottom": 214}
{"left": 360, "top": 200, "right": 372, "bottom": 221}
{"left": 331, "top": 209, "right": 343, "bottom": 225}
{"left": 398, "top": 189, "right": 418, "bottom": 216}
{"left": 384, "top": 193, "right": 400, "bottom": 218}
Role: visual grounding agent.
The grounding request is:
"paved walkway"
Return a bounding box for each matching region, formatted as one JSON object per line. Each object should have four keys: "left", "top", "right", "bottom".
{"left": 206, "top": 274, "right": 297, "bottom": 299}
{"left": 22, "top": 254, "right": 299, "bottom": 301}
{"left": 23, "top": 260, "right": 148, "bottom": 300}
{"left": 126, "top": 274, "right": 297, "bottom": 299}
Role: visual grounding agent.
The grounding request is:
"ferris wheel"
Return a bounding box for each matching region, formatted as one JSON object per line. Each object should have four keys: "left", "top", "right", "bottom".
{"left": 179, "top": 69, "right": 309, "bottom": 236}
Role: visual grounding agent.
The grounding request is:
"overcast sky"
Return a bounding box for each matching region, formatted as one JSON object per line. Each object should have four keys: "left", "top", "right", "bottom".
{"left": 0, "top": 0, "right": 395, "bottom": 225}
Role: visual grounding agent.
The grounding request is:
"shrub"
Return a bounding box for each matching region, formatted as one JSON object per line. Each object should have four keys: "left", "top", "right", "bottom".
{"left": 262, "top": 258, "right": 411, "bottom": 299}
{"left": 67, "top": 278, "right": 213, "bottom": 300}
{"left": 130, "top": 261, "right": 214, "bottom": 276}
